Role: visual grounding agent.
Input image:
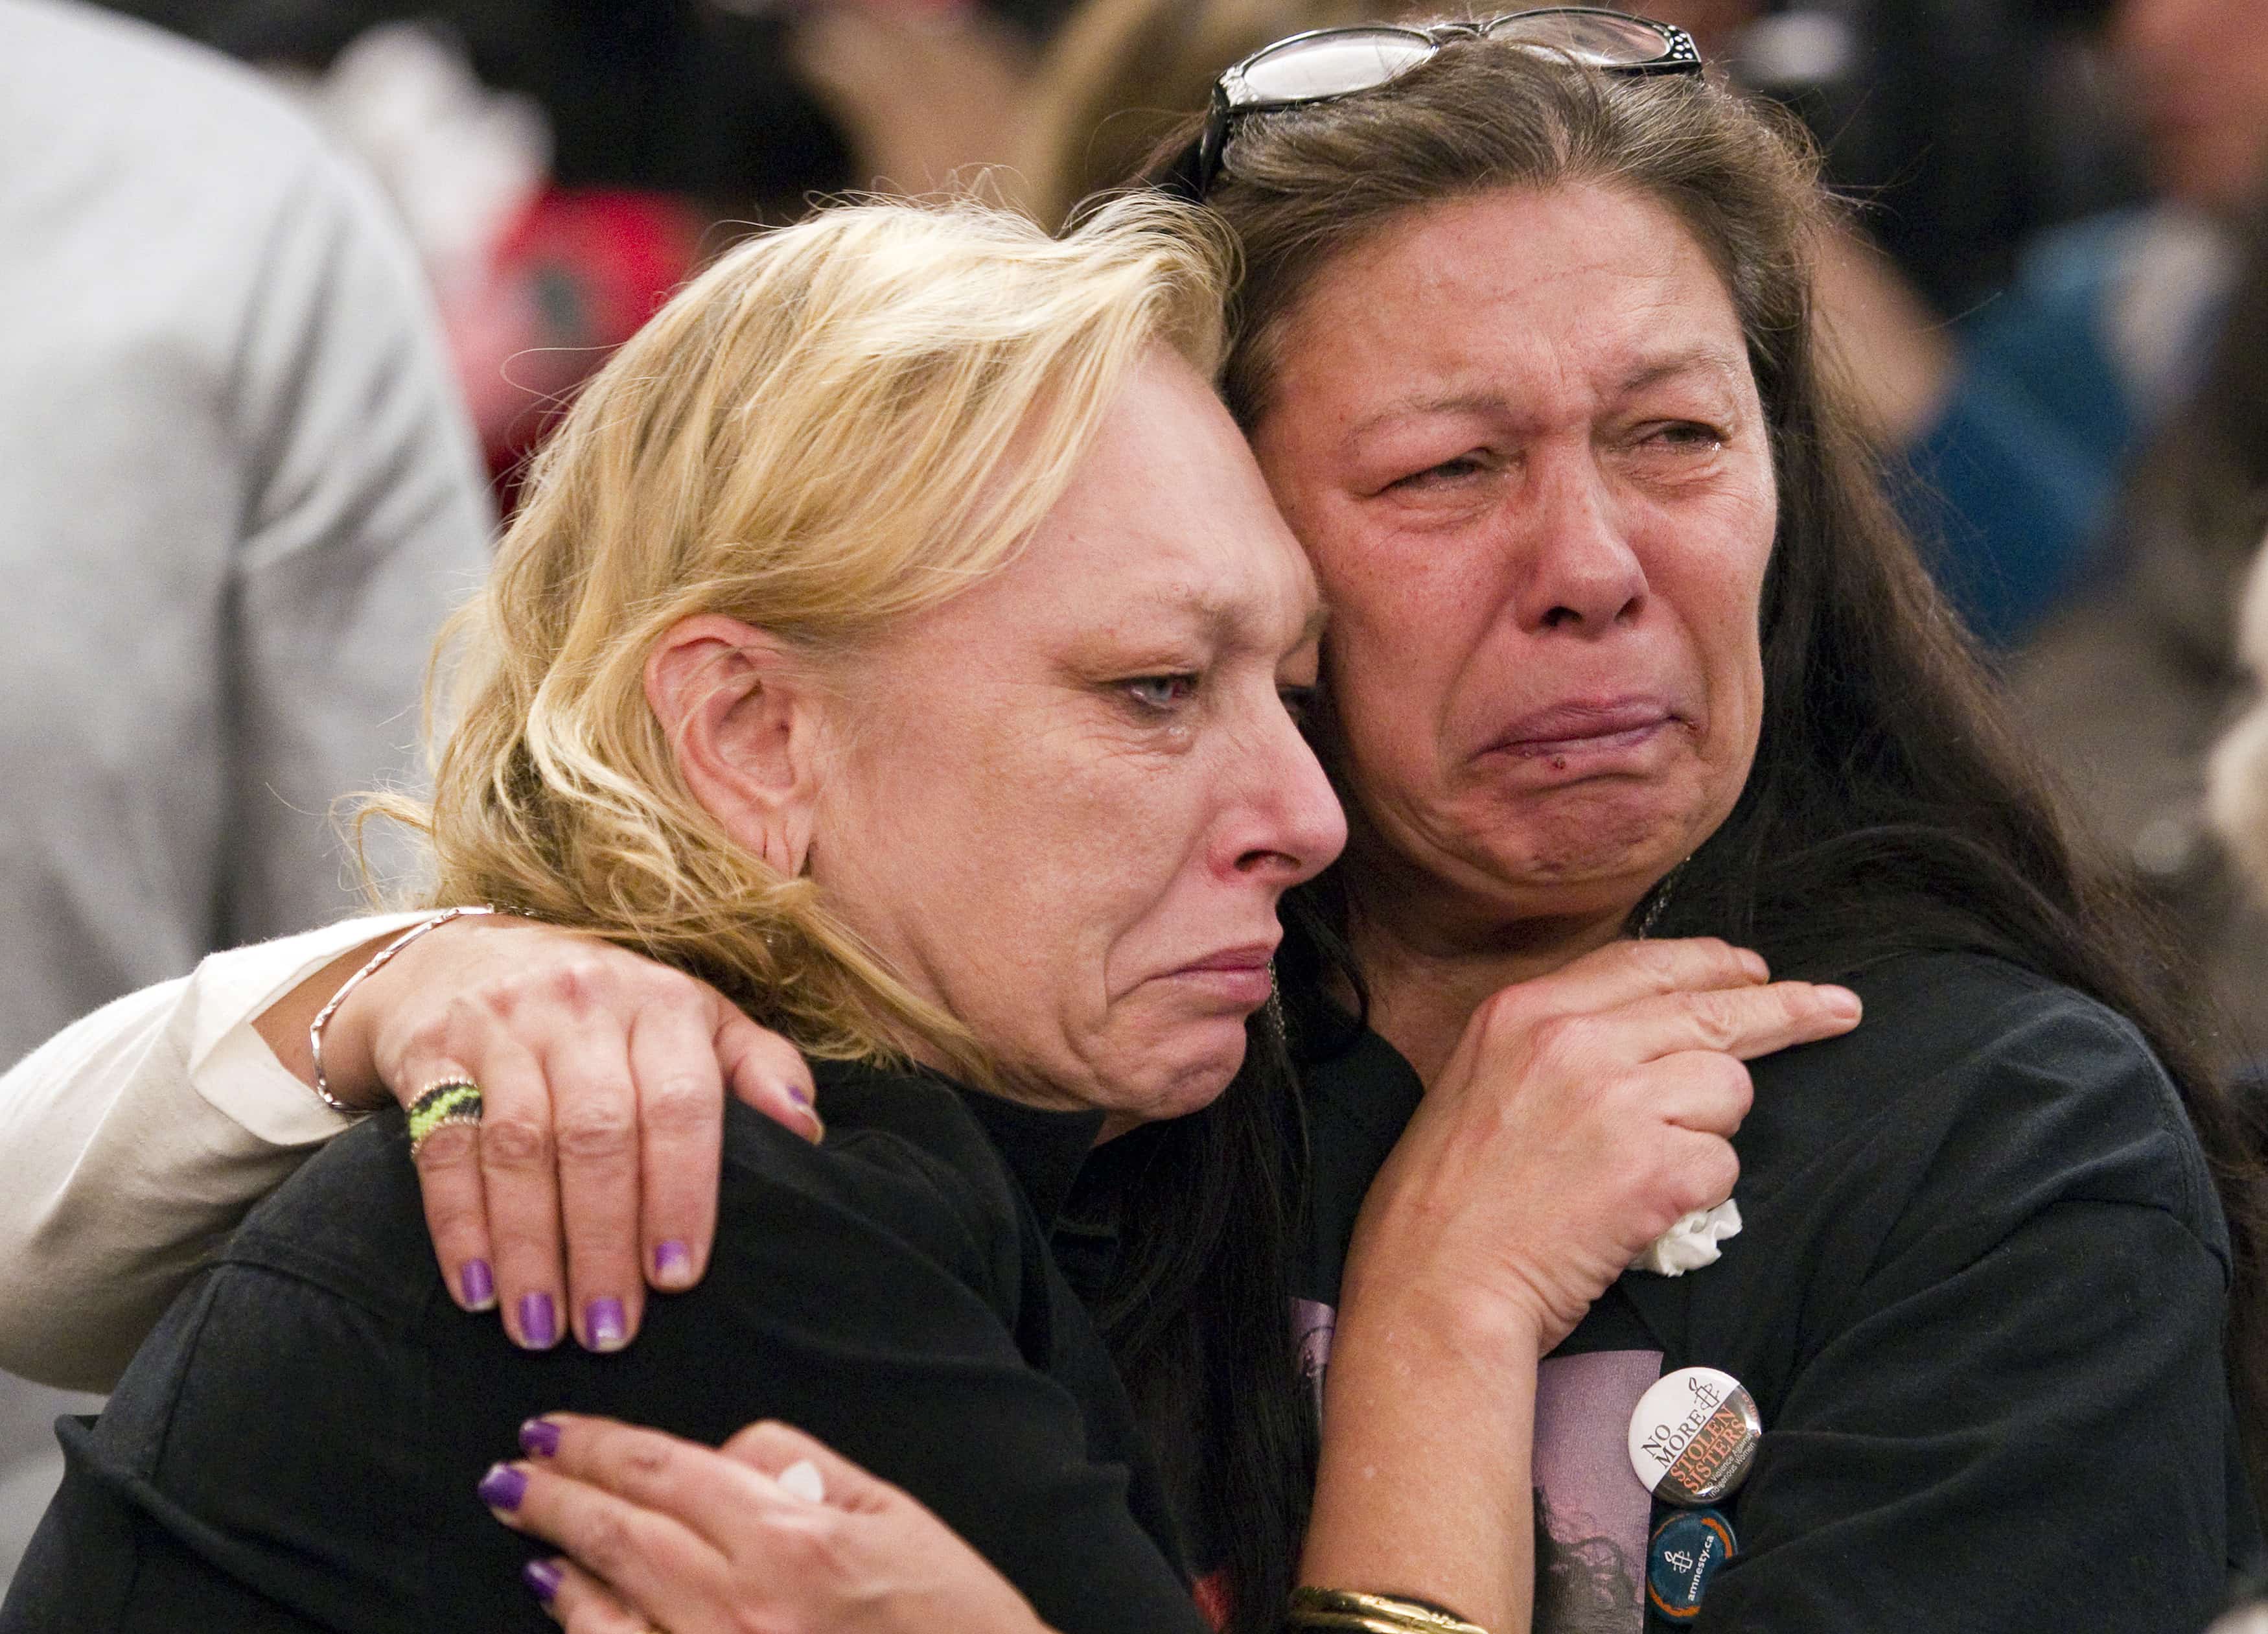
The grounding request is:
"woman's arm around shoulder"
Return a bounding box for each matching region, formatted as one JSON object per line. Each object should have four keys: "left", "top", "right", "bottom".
{"left": 0, "top": 915, "right": 420, "bottom": 1388}
{"left": 0, "top": 911, "right": 824, "bottom": 1384}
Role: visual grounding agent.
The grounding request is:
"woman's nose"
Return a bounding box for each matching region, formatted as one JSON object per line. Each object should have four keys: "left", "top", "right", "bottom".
{"left": 1511, "top": 454, "right": 1649, "bottom": 633}
{"left": 1230, "top": 705, "right": 1347, "bottom": 885}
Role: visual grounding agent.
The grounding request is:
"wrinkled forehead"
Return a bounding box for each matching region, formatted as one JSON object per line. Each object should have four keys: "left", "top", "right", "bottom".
{"left": 1044, "top": 458, "right": 1325, "bottom": 654}
{"left": 1244, "top": 180, "right": 1761, "bottom": 415}
{"left": 883, "top": 351, "right": 1325, "bottom": 660}
{"left": 1256, "top": 185, "right": 1759, "bottom": 433}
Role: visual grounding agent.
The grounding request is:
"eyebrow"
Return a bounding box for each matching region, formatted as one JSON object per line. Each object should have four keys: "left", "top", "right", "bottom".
{"left": 1341, "top": 345, "right": 1749, "bottom": 445}
{"left": 1344, "top": 391, "right": 1503, "bottom": 445}
{"left": 1157, "top": 581, "right": 1330, "bottom": 650}
{"left": 1616, "top": 346, "right": 1747, "bottom": 397}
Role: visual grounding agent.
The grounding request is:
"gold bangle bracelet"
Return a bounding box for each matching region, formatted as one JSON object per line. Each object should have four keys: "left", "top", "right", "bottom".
{"left": 1286, "top": 1587, "right": 1490, "bottom": 1634}
{"left": 1287, "top": 1614, "right": 1451, "bottom": 1634}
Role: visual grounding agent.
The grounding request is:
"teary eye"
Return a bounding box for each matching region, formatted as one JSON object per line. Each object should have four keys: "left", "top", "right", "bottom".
{"left": 1641, "top": 420, "right": 1726, "bottom": 451}
{"left": 1389, "top": 450, "right": 1492, "bottom": 491}
{"left": 1124, "top": 674, "right": 1198, "bottom": 710}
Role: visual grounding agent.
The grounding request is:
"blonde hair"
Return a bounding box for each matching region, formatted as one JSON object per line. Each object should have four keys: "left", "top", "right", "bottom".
{"left": 368, "top": 195, "right": 1233, "bottom": 1086}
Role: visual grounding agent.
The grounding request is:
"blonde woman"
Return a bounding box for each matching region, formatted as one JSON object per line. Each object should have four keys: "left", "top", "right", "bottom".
{"left": 0, "top": 194, "right": 1844, "bottom": 1634}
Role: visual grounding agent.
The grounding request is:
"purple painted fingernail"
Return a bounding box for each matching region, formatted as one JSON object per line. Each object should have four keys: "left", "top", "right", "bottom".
{"left": 460, "top": 1259, "right": 495, "bottom": 1309}
{"left": 584, "top": 1298, "right": 627, "bottom": 1352}
{"left": 784, "top": 1079, "right": 814, "bottom": 1109}
{"left": 520, "top": 1418, "right": 562, "bottom": 1458}
{"left": 516, "top": 1292, "right": 558, "bottom": 1349}
{"left": 522, "top": 1558, "right": 563, "bottom": 1603}
{"left": 478, "top": 1462, "right": 527, "bottom": 1511}
{"left": 653, "top": 1239, "right": 693, "bottom": 1284}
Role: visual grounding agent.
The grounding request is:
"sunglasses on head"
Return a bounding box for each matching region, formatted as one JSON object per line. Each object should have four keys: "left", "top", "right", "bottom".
{"left": 1161, "top": 7, "right": 1703, "bottom": 201}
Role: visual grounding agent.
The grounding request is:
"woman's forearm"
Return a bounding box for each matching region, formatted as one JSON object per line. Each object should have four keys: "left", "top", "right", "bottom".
{"left": 1302, "top": 1277, "right": 1542, "bottom": 1634}
{"left": 1295, "top": 942, "right": 1860, "bottom": 1633}
{"left": 0, "top": 916, "right": 415, "bottom": 1386}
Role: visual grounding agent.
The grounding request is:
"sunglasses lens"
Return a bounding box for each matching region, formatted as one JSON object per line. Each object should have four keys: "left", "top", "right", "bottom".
{"left": 1481, "top": 12, "right": 1673, "bottom": 67}
{"left": 1238, "top": 29, "right": 1435, "bottom": 102}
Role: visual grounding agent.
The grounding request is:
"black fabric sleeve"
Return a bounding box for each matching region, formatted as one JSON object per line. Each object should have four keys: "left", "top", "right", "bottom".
{"left": 1, "top": 1104, "right": 1213, "bottom": 1634}
{"left": 0, "top": 1262, "right": 432, "bottom": 1634}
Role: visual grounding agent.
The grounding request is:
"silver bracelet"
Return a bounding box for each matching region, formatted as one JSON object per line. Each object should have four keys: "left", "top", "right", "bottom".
{"left": 306, "top": 905, "right": 500, "bottom": 1115}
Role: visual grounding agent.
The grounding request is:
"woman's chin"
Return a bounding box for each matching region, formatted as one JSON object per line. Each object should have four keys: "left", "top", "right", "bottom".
{"left": 1437, "top": 785, "right": 1725, "bottom": 920}
{"left": 1093, "top": 1024, "right": 1253, "bottom": 1134}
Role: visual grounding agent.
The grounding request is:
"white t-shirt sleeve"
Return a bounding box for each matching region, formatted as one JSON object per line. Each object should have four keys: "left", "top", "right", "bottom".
{"left": 0, "top": 913, "right": 428, "bottom": 1389}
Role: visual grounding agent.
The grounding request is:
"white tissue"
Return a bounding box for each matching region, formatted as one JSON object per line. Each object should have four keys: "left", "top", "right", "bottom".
{"left": 1629, "top": 1199, "right": 1742, "bottom": 1276}
{"left": 777, "top": 1459, "right": 826, "bottom": 1503}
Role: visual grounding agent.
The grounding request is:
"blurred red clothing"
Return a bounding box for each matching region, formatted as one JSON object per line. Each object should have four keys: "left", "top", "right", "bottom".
{"left": 447, "top": 184, "right": 707, "bottom": 505}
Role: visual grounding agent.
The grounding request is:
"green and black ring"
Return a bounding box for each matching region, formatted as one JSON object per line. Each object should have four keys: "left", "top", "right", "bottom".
{"left": 406, "top": 1079, "right": 484, "bottom": 1158}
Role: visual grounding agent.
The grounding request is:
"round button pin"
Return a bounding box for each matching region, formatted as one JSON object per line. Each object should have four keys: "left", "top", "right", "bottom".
{"left": 1626, "top": 1366, "right": 1761, "bottom": 1506}
{"left": 1647, "top": 1508, "right": 1736, "bottom": 1622}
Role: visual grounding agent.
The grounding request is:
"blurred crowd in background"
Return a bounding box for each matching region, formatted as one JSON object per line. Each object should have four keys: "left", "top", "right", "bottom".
{"left": 8, "top": 0, "right": 2268, "bottom": 1596}
{"left": 71, "top": 0, "right": 2177, "bottom": 528}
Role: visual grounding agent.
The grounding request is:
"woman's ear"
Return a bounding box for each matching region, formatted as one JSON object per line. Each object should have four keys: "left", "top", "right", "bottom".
{"left": 645, "top": 614, "right": 827, "bottom": 877}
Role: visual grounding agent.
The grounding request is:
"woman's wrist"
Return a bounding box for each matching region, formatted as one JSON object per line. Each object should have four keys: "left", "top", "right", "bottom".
{"left": 1330, "top": 1266, "right": 1548, "bottom": 1403}
{"left": 304, "top": 907, "right": 500, "bottom": 1113}
{"left": 251, "top": 930, "right": 409, "bottom": 1113}
{"left": 1287, "top": 1586, "right": 1490, "bottom": 1634}
{"left": 251, "top": 909, "right": 512, "bottom": 1115}
{"left": 1339, "top": 1199, "right": 1555, "bottom": 1362}
{"left": 1346, "top": 1266, "right": 1547, "bottom": 1361}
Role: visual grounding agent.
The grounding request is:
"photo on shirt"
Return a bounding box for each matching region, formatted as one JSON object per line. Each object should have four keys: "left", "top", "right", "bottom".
{"left": 1531, "top": 1349, "right": 1660, "bottom": 1631}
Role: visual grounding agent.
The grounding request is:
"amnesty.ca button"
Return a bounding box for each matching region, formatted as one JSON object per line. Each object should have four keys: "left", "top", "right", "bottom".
{"left": 1626, "top": 1366, "right": 1761, "bottom": 1506}
{"left": 1647, "top": 1508, "right": 1737, "bottom": 1620}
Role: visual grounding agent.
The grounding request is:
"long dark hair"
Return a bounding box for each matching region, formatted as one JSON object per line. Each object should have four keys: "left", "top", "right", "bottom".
{"left": 1143, "top": 27, "right": 2268, "bottom": 1565}
{"left": 1087, "top": 1016, "right": 1317, "bottom": 1634}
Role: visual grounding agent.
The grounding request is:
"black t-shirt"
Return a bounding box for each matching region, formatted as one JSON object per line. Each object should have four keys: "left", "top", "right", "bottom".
{"left": 1294, "top": 951, "right": 2265, "bottom": 1633}
{"left": 0, "top": 1061, "right": 1212, "bottom": 1634}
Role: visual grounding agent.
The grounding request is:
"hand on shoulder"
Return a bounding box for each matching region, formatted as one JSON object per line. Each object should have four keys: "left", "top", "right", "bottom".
{"left": 256, "top": 911, "right": 822, "bottom": 1351}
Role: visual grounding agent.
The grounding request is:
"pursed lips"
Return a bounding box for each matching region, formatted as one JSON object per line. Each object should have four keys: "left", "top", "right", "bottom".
{"left": 1484, "top": 697, "right": 1680, "bottom": 760}
{"left": 1157, "top": 940, "right": 1280, "bottom": 1009}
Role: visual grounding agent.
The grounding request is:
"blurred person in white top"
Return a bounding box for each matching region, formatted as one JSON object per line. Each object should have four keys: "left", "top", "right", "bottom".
{"left": 0, "top": 0, "right": 489, "bottom": 1589}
